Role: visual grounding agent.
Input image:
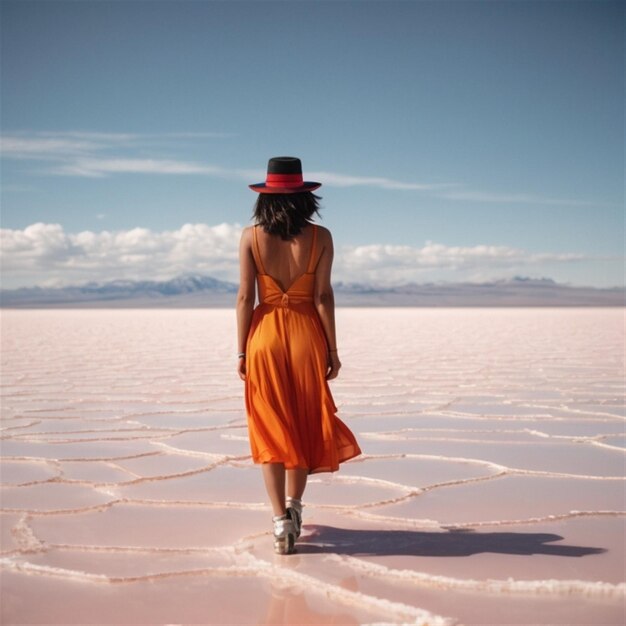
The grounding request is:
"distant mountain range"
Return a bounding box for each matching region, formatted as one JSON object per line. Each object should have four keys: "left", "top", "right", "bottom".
{"left": 1, "top": 272, "right": 623, "bottom": 307}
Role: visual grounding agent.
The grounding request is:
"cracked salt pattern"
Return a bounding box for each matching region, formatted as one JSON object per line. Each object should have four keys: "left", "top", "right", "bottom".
{"left": 1, "top": 307, "right": 624, "bottom": 625}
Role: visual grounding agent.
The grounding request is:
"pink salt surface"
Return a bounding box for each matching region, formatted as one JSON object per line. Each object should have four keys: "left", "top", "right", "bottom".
{"left": 116, "top": 462, "right": 266, "bottom": 502}
{"left": 27, "top": 504, "right": 269, "bottom": 549}
{"left": 126, "top": 411, "right": 239, "bottom": 428}
{"left": 377, "top": 475, "right": 626, "bottom": 522}
{"left": 9, "top": 417, "right": 125, "bottom": 433}
{"left": 112, "top": 450, "right": 214, "bottom": 476}
{"left": 1, "top": 513, "right": 24, "bottom": 552}
{"left": 340, "top": 455, "right": 495, "bottom": 486}
{"left": 1, "top": 459, "right": 58, "bottom": 484}
{"left": 55, "top": 460, "right": 138, "bottom": 483}
{"left": 1, "top": 307, "right": 624, "bottom": 625}
{"left": 2, "top": 482, "right": 114, "bottom": 511}
{"left": 605, "top": 434, "right": 626, "bottom": 448}
{"left": 1, "top": 570, "right": 370, "bottom": 625}
{"left": 361, "top": 437, "right": 626, "bottom": 476}
{"left": 165, "top": 426, "right": 251, "bottom": 456}
{"left": 0, "top": 438, "right": 155, "bottom": 459}
{"left": 23, "top": 547, "right": 235, "bottom": 579}
{"left": 352, "top": 412, "right": 626, "bottom": 437}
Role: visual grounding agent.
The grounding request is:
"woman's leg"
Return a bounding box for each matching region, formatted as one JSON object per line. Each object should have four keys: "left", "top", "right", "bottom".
{"left": 261, "top": 462, "right": 286, "bottom": 516}
{"left": 286, "top": 468, "right": 308, "bottom": 500}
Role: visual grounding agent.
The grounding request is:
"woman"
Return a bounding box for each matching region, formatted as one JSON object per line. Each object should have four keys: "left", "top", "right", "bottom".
{"left": 236, "top": 156, "right": 362, "bottom": 555}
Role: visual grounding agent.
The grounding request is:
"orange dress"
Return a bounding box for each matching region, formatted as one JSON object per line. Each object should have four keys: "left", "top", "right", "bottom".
{"left": 244, "top": 223, "right": 362, "bottom": 474}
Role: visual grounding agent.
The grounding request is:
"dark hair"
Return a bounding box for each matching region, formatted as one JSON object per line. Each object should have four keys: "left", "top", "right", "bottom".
{"left": 253, "top": 192, "right": 322, "bottom": 240}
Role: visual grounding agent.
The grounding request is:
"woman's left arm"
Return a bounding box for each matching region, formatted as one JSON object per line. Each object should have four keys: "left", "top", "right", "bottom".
{"left": 236, "top": 227, "right": 256, "bottom": 381}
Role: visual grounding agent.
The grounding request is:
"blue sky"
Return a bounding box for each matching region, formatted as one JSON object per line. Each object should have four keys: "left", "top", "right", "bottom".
{"left": 1, "top": 0, "right": 623, "bottom": 289}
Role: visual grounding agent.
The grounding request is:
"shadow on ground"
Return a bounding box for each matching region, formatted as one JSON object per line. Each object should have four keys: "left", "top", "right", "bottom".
{"left": 295, "top": 524, "right": 607, "bottom": 557}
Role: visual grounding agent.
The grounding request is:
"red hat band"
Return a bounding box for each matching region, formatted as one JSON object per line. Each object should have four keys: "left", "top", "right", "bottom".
{"left": 265, "top": 173, "right": 304, "bottom": 189}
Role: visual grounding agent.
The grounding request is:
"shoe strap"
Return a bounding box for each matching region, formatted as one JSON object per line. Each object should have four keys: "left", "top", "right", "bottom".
{"left": 286, "top": 497, "right": 303, "bottom": 510}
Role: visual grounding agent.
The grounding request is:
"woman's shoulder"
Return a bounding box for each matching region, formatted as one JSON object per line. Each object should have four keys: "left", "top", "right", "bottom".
{"left": 312, "top": 223, "right": 332, "bottom": 238}
{"left": 242, "top": 224, "right": 258, "bottom": 236}
{"left": 239, "top": 225, "right": 256, "bottom": 246}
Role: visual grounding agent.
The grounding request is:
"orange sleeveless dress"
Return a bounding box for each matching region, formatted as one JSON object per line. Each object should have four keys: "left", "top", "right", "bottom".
{"left": 244, "top": 223, "right": 362, "bottom": 475}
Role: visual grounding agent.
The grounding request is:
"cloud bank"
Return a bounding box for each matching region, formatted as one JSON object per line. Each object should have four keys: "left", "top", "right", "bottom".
{"left": 1, "top": 221, "right": 599, "bottom": 289}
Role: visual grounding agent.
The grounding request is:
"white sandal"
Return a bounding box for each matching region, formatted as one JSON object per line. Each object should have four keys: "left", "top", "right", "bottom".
{"left": 286, "top": 497, "right": 303, "bottom": 538}
{"left": 272, "top": 513, "right": 296, "bottom": 555}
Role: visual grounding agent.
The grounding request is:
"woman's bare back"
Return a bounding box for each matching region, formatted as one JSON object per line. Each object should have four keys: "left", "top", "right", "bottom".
{"left": 253, "top": 223, "right": 323, "bottom": 292}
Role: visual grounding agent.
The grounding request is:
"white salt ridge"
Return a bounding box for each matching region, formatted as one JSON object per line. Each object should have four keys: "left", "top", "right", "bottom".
{"left": 327, "top": 554, "right": 626, "bottom": 598}
{"left": 310, "top": 473, "right": 420, "bottom": 493}
{"left": 352, "top": 451, "right": 625, "bottom": 481}
{"left": 361, "top": 426, "right": 626, "bottom": 447}
{"left": 347, "top": 508, "right": 626, "bottom": 529}
{"left": 5, "top": 422, "right": 243, "bottom": 441}
{"left": 219, "top": 433, "right": 252, "bottom": 441}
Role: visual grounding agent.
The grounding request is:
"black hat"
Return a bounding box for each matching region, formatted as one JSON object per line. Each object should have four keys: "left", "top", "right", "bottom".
{"left": 249, "top": 156, "right": 322, "bottom": 194}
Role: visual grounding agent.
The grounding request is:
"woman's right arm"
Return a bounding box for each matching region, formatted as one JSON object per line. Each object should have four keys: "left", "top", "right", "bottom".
{"left": 313, "top": 228, "right": 341, "bottom": 380}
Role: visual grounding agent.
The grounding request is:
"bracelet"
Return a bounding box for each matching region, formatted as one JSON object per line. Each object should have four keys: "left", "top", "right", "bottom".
{"left": 237, "top": 352, "right": 246, "bottom": 359}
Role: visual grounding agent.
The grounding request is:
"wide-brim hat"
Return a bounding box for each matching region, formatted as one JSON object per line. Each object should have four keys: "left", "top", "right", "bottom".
{"left": 249, "top": 156, "right": 322, "bottom": 194}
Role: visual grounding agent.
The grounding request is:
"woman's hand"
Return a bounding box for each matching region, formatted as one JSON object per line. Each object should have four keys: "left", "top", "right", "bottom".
{"left": 237, "top": 357, "right": 246, "bottom": 381}
{"left": 326, "top": 351, "right": 341, "bottom": 380}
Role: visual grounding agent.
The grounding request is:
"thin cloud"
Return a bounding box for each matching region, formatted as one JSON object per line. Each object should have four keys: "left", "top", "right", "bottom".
{"left": 47, "top": 158, "right": 230, "bottom": 178}
{"left": 0, "top": 130, "right": 606, "bottom": 204}
{"left": 0, "top": 131, "right": 455, "bottom": 191}
{"left": 1, "top": 136, "right": 102, "bottom": 158}
{"left": 44, "top": 131, "right": 234, "bottom": 139}
{"left": 0, "top": 130, "right": 234, "bottom": 160}
{"left": 307, "top": 171, "right": 452, "bottom": 191}
{"left": 1, "top": 221, "right": 601, "bottom": 289}
{"left": 45, "top": 157, "right": 451, "bottom": 191}
{"left": 437, "top": 190, "right": 600, "bottom": 207}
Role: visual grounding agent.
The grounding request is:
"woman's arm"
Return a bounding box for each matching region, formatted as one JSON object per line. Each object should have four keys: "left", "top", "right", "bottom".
{"left": 313, "top": 228, "right": 341, "bottom": 380}
{"left": 236, "top": 227, "right": 256, "bottom": 381}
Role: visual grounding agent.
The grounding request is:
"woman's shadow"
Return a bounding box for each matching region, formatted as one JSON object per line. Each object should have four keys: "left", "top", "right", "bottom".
{"left": 296, "top": 524, "right": 607, "bottom": 558}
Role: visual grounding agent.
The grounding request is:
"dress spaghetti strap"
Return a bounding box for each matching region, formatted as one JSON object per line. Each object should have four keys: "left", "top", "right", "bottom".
{"left": 252, "top": 225, "right": 267, "bottom": 275}
{"left": 306, "top": 224, "right": 318, "bottom": 274}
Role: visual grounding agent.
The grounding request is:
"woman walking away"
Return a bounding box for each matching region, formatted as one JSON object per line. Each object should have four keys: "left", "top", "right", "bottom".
{"left": 236, "top": 156, "right": 362, "bottom": 555}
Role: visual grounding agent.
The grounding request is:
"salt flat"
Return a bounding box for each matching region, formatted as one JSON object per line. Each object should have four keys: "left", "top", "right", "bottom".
{"left": 1, "top": 307, "right": 624, "bottom": 625}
